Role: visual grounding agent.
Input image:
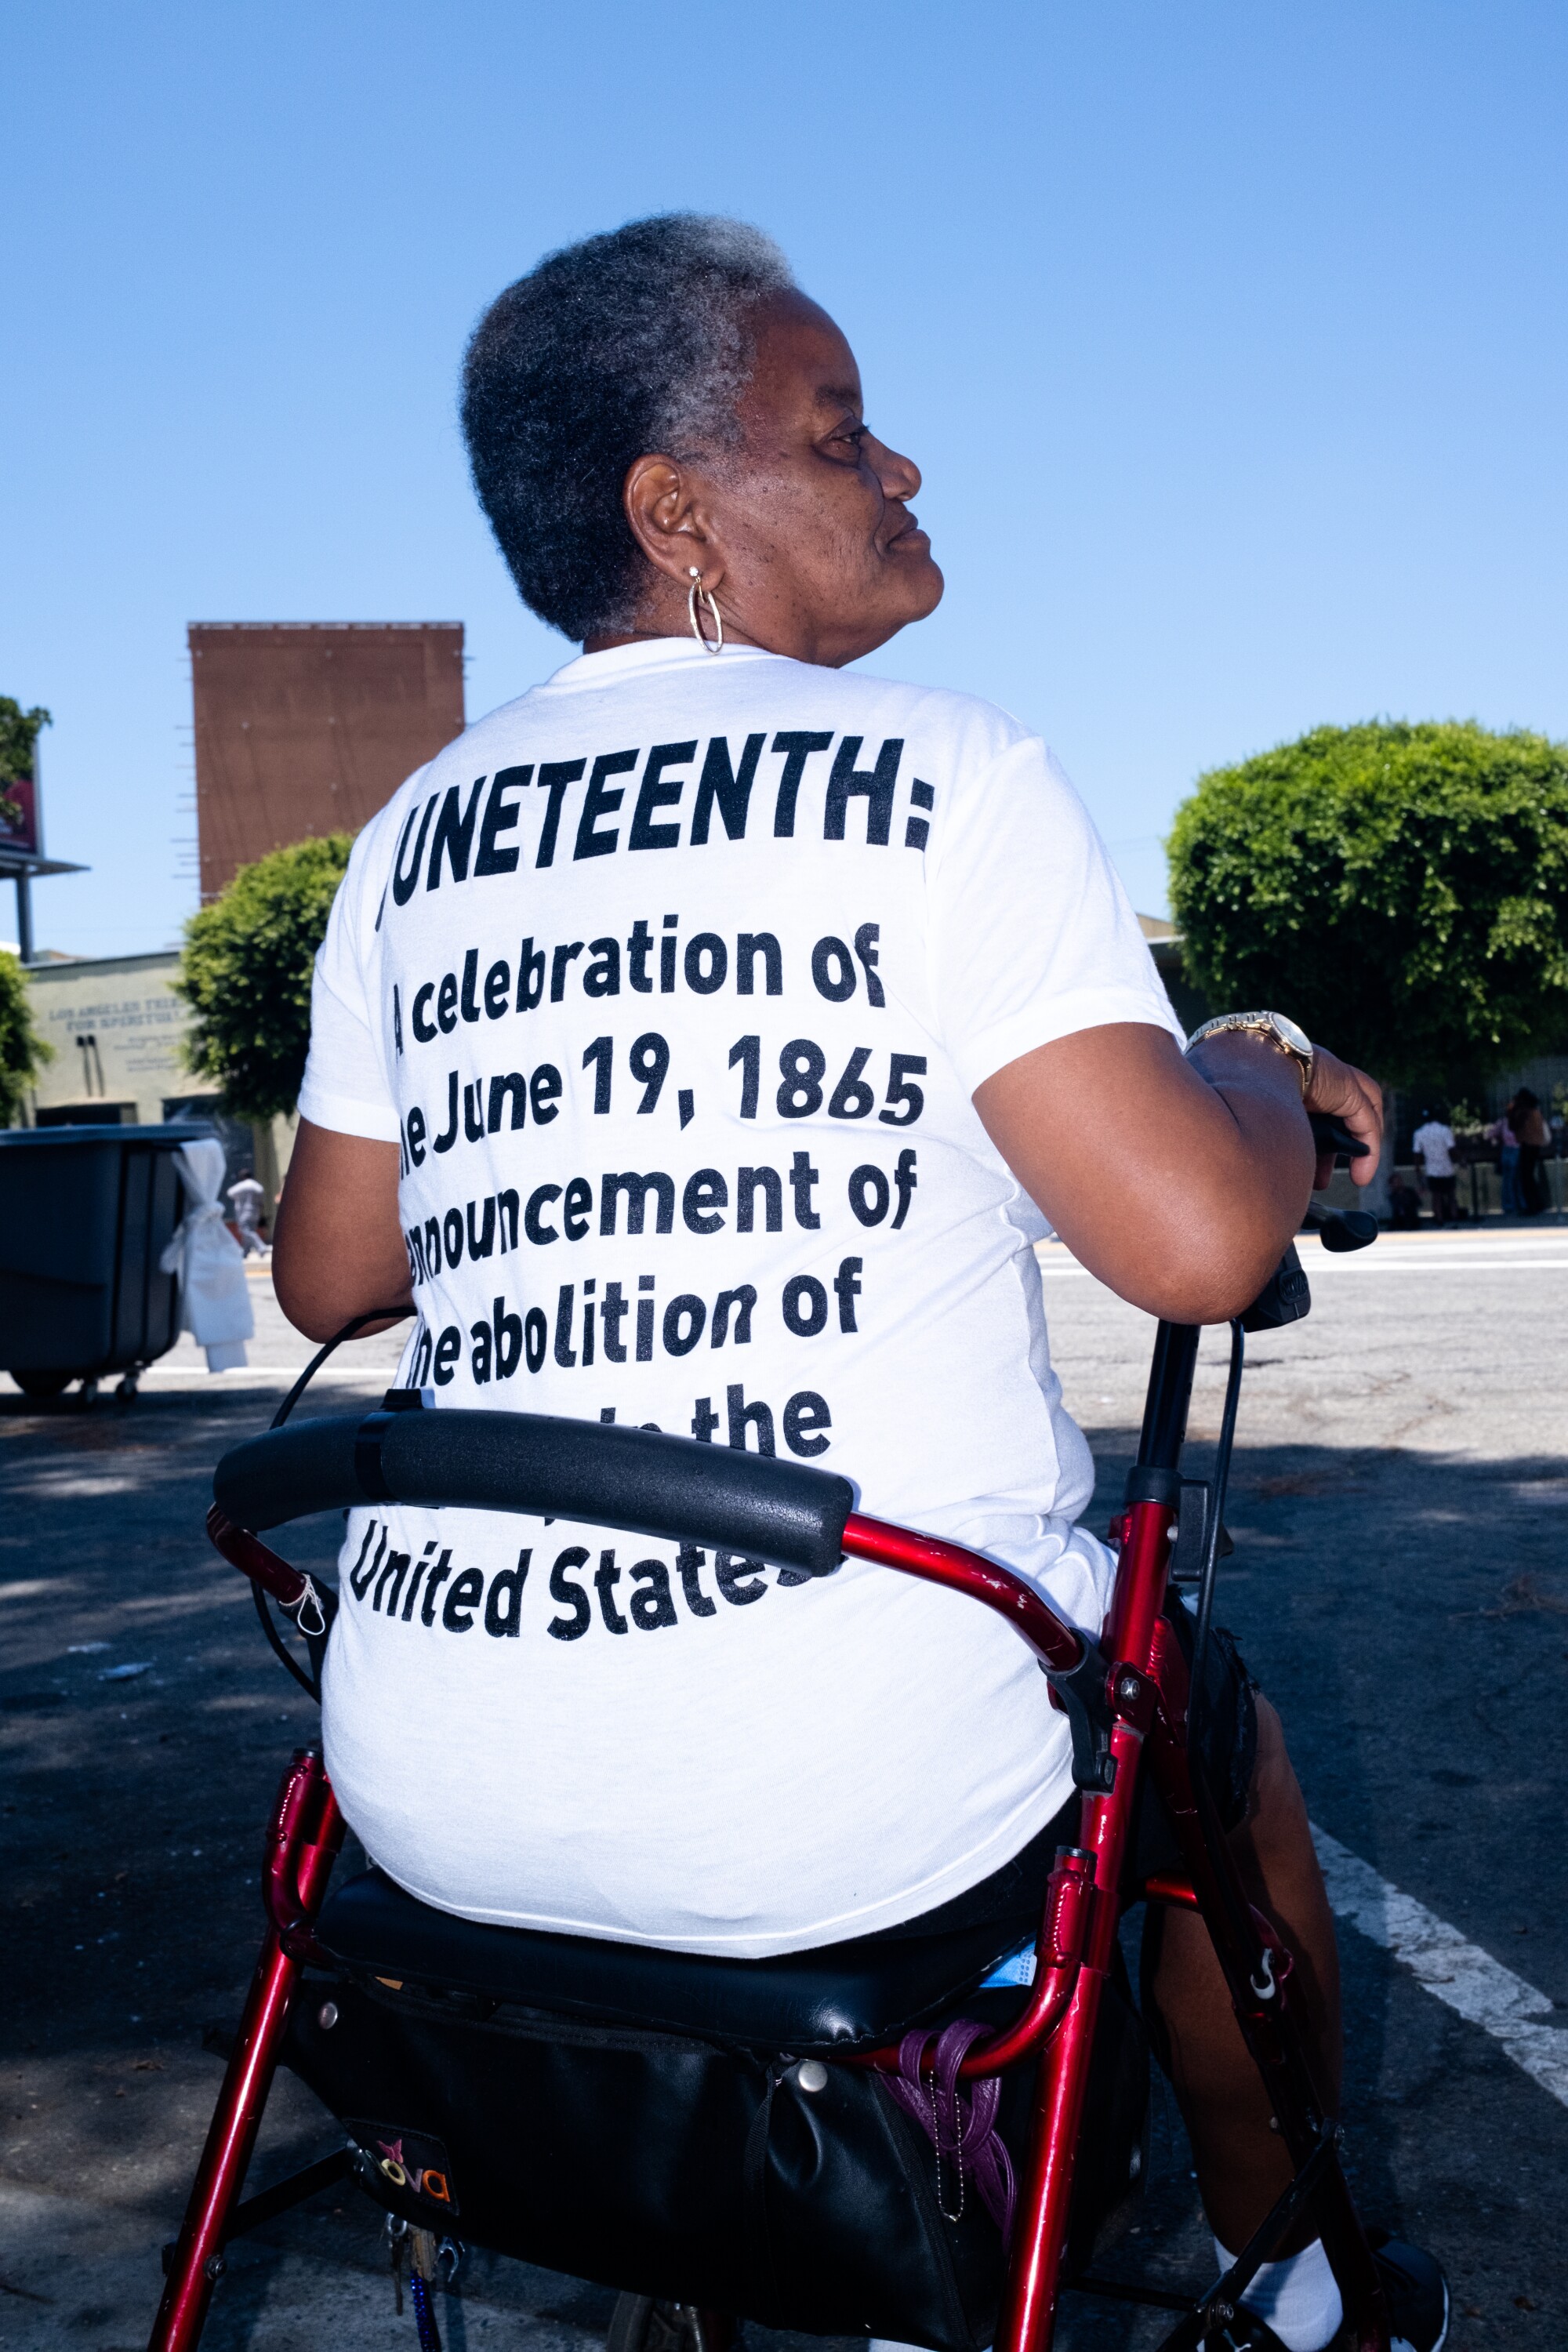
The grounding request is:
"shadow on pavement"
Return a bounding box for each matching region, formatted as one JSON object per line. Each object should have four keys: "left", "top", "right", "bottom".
{"left": 2, "top": 1381, "right": 1563, "bottom": 2347}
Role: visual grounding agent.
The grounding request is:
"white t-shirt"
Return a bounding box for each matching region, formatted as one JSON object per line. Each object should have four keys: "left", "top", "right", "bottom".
{"left": 300, "top": 638, "right": 1182, "bottom": 1955}
{"left": 1413, "top": 1122, "right": 1456, "bottom": 1178}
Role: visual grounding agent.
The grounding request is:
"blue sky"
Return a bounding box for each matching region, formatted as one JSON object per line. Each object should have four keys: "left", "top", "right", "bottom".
{"left": 5, "top": 1, "right": 1565, "bottom": 956}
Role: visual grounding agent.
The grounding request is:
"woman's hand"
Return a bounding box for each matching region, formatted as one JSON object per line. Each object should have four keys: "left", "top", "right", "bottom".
{"left": 1302, "top": 1047, "right": 1384, "bottom": 1189}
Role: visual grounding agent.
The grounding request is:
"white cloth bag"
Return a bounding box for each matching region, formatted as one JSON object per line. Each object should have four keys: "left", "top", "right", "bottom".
{"left": 159, "top": 1140, "right": 255, "bottom": 1371}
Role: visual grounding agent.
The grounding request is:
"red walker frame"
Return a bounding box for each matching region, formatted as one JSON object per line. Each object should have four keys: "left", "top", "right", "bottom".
{"left": 148, "top": 1312, "right": 1392, "bottom": 2352}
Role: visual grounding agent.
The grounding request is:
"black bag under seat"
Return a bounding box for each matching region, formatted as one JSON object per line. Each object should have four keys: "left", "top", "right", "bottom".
{"left": 284, "top": 1964, "right": 1148, "bottom": 2352}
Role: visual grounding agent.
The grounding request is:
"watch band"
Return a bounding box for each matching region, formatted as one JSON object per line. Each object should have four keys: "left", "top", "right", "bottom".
{"left": 1185, "top": 1011, "right": 1314, "bottom": 1091}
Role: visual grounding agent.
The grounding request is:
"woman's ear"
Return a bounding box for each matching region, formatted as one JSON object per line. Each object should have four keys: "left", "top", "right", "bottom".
{"left": 622, "top": 454, "right": 722, "bottom": 590}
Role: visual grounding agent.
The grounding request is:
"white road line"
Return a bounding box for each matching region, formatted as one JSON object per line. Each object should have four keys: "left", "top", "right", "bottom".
{"left": 1036, "top": 1258, "right": 1568, "bottom": 1281}
{"left": 1305, "top": 1242, "right": 1568, "bottom": 1258}
{"left": 1036, "top": 1243, "right": 1568, "bottom": 1273}
{"left": 1311, "top": 1824, "right": 1568, "bottom": 2110}
{"left": 1306, "top": 1257, "right": 1568, "bottom": 1274}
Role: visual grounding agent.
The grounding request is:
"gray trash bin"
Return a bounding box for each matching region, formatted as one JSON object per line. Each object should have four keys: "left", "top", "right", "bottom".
{"left": 0, "top": 1123, "right": 216, "bottom": 1399}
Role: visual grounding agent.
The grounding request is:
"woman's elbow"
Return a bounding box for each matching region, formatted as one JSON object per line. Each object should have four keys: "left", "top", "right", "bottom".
{"left": 270, "top": 1250, "right": 345, "bottom": 1343}
{"left": 1098, "top": 1218, "right": 1297, "bottom": 1327}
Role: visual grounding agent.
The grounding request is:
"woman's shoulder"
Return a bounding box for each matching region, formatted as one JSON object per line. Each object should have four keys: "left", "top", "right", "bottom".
{"left": 448, "top": 641, "right": 1037, "bottom": 742}
{"left": 808, "top": 664, "right": 1038, "bottom": 761}
{"left": 366, "top": 657, "right": 1053, "bottom": 848}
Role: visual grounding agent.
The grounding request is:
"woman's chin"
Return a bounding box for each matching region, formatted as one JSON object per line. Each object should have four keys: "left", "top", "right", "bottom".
{"left": 898, "top": 551, "right": 945, "bottom": 619}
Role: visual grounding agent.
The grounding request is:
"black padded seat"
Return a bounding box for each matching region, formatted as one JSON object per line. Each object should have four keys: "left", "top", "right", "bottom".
{"left": 314, "top": 1867, "right": 1023, "bottom": 2053}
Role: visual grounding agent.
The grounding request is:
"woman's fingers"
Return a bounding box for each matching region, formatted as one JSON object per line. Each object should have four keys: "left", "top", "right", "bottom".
{"left": 1305, "top": 1049, "right": 1384, "bottom": 1188}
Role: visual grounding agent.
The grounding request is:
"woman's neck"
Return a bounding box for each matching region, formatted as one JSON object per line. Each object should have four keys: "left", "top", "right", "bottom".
{"left": 582, "top": 619, "right": 769, "bottom": 657}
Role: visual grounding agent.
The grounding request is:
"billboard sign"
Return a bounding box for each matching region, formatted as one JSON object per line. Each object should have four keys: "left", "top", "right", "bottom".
{"left": 0, "top": 767, "right": 40, "bottom": 857}
{"left": 0, "top": 700, "right": 46, "bottom": 858}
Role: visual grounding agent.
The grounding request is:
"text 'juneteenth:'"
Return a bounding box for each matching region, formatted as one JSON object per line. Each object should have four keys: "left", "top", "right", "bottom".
{"left": 381, "top": 735, "right": 935, "bottom": 913}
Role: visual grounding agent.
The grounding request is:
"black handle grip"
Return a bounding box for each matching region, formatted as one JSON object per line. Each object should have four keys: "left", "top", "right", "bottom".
{"left": 1305, "top": 1206, "right": 1379, "bottom": 1254}
{"left": 1308, "top": 1112, "right": 1370, "bottom": 1161}
{"left": 212, "top": 1403, "right": 855, "bottom": 1577}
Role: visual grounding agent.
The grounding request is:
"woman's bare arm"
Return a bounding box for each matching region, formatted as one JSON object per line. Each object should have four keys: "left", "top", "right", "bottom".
{"left": 974, "top": 1024, "right": 1381, "bottom": 1324}
{"left": 271, "top": 1120, "right": 411, "bottom": 1341}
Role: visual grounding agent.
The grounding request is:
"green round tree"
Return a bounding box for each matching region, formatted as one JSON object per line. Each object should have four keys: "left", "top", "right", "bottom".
{"left": 1167, "top": 720, "right": 1568, "bottom": 1087}
{"left": 176, "top": 835, "right": 353, "bottom": 1122}
{"left": 0, "top": 950, "right": 54, "bottom": 1125}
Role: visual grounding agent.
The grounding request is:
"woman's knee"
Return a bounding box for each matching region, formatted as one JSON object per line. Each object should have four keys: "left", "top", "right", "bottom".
{"left": 1236, "top": 1693, "right": 1311, "bottom": 1854}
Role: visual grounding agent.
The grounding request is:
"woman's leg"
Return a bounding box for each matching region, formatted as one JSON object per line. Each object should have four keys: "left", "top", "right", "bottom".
{"left": 1142, "top": 1696, "right": 1341, "bottom": 2256}
{"left": 1501, "top": 1146, "right": 1520, "bottom": 1214}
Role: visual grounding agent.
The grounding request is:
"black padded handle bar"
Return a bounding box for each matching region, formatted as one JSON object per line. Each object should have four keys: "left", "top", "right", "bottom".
{"left": 212, "top": 1399, "right": 855, "bottom": 1578}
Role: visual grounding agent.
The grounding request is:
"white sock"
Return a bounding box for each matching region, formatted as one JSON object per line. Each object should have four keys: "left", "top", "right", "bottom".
{"left": 1214, "top": 2235, "right": 1343, "bottom": 2352}
{"left": 876, "top": 2235, "right": 1348, "bottom": 2352}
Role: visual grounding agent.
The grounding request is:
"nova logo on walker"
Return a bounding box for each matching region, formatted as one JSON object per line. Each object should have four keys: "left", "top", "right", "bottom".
{"left": 345, "top": 2119, "right": 459, "bottom": 2214}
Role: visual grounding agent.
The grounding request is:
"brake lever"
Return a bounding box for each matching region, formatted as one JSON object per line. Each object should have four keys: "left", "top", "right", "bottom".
{"left": 1308, "top": 1112, "right": 1370, "bottom": 1161}
{"left": 1305, "top": 1114, "right": 1378, "bottom": 1250}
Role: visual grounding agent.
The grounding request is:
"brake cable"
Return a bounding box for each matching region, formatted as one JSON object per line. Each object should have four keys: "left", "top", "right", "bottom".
{"left": 249, "top": 1305, "right": 416, "bottom": 1700}
{"left": 269, "top": 1305, "right": 415, "bottom": 1431}
{"left": 1187, "top": 1316, "right": 1245, "bottom": 1751}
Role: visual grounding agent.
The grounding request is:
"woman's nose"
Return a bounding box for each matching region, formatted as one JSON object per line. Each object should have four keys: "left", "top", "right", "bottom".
{"left": 872, "top": 438, "right": 921, "bottom": 501}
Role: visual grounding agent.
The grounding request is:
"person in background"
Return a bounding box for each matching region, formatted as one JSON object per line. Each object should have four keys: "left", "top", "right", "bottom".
{"left": 1411, "top": 1108, "right": 1458, "bottom": 1226}
{"left": 1486, "top": 1106, "right": 1522, "bottom": 1214}
{"left": 226, "top": 1167, "right": 269, "bottom": 1257}
{"left": 1387, "top": 1173, "right": 1422, "bottom": 1230}
{"left": 1512, "top": 1087, "right": 1550, "bottom": 1216}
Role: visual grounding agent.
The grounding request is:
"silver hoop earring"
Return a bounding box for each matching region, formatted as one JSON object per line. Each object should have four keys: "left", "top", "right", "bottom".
{"left": 688, "top": 567, "right": 724, "bottom": 654}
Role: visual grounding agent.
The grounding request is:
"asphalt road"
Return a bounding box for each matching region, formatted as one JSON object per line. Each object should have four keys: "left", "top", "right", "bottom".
{"left": 2, "top": 1228, "right": 1565, "bottom": 2350}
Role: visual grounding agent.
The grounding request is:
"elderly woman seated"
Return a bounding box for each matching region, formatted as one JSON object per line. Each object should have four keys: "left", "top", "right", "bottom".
{"left": 274, "top": 214, "right": 1441, "bottom": 2352}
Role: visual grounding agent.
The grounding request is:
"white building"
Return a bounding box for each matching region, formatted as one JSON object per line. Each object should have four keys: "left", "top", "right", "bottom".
{"left": 14, "top": 950, "right": 294, "bottom": 1209}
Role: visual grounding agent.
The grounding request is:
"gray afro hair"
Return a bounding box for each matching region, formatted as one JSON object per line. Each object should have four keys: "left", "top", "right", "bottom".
{"left": 461, "top": 213, "right": 796, "bottom": 642}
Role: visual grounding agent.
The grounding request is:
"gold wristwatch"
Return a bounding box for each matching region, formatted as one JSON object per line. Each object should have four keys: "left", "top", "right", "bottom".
{"left": 1185, "top": 1010, "right": 1314, "bottom": 1092}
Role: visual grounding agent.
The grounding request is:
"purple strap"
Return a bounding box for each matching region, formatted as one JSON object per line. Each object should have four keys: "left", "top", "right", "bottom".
{"left": 885, "top": 2019, "right": 1016, "bottom": 2246}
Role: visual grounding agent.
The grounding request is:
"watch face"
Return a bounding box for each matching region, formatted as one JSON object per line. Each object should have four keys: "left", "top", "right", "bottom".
{"left": 1272, "top": 1013, "right": 1312, "bottom": 1058}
